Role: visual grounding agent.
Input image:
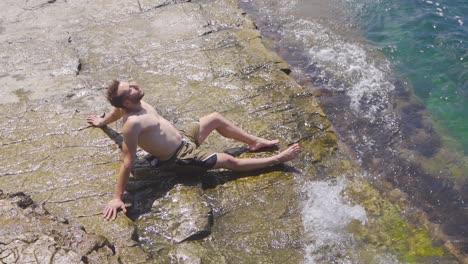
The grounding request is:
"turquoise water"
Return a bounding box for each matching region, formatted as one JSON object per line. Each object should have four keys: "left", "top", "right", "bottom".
{"left": 351, "top": 0, "right": 468, "bottom": 154}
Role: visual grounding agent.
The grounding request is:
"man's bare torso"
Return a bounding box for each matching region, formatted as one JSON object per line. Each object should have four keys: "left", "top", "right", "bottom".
{"left": 122, "top": 101, "right": 182, "bottom": 160}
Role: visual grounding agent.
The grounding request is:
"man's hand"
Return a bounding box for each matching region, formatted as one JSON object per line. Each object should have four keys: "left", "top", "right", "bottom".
{"left": 86, "top": 115, "right": 105, "bottom": 127}
{"left": 103, "top": 198, "right": 127, "bottom": 220}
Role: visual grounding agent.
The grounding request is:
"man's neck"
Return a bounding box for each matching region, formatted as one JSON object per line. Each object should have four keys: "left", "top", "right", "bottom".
{"left": 124, "top": 102, "right": 143, "bottom": 115}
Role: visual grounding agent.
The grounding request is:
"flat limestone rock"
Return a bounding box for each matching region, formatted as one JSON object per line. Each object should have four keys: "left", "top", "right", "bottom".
{"left": 0, "top": 191, "right": 118, "bottom": 264}
{"left": 0, "top": 0, "right": 338, "bottom": 262}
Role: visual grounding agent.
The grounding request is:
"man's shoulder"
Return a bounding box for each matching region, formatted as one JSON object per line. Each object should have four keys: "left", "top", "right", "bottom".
{"left": 124, "top": 110, "right": 160, "bottom": 128}
{"left": 141, "top": 101, "right": 159, "bottom": 113}
{"left": 122, "top": 115, "right": 142, "bottom": 131}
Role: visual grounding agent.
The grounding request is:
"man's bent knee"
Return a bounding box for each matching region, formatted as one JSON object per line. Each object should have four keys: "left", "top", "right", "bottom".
{"left": 207, "top": 112, "right": 223, "bottom": 122}
{"left": 200, "top": 112, "right": 222, "bottom": 126}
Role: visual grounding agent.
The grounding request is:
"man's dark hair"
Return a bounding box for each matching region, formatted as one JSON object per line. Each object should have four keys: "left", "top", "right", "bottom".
{"left": 106, "top": 80, "right": 126, "bottom": 108}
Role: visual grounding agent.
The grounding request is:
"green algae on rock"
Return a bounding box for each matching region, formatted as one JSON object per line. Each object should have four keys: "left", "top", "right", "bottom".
{"left": 345, "top": 180, "right": 455, "bottom": 263}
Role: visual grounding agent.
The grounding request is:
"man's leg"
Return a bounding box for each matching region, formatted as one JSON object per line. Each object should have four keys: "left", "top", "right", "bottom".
{"left": 199, "top": 112, "right": 279, "bottom": 151}
{"left": 213, "top": 143, "right": 301, "bottom": 171}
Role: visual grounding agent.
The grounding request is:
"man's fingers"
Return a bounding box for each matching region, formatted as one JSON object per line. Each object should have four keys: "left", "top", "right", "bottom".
{"left": 105, "top": 208, "right": 114, "bottom": 221}
{"left": 103, "top": 207, "right": 110, "bottom": 220}
{"left": 111, "top": 208, "right": 117, "bottom": 220}
{"left": 103, "top": 200, "right": 126, "bottom": 221}
{"left": 103, "top": 206, "right": 115, "bottom": 221}
{"left": 86, "top": 116, "right": 103, "bottom": 127}
{"left": 86, "top": 116, "right": 98, "bottom": 122}
{"left": 103, "top": 206, "right": 120, "bottom": 221}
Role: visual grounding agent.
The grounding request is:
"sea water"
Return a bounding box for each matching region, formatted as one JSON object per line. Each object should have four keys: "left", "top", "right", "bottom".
{"left": 239, "top": 0, "right": 467, "bottom": 262}
{"left": 352, "top": 0, "right": 467, "bottom": 154}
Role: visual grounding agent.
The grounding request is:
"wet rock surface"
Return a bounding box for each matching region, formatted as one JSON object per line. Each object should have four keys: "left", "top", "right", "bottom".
{"left": 0, "top": 0, "right": 334, "bottom": 262}
{"left": 138, "top": 184, "right": 213, "bottom": 244}
{"left": 0, "top": 190, "right": 118, "bottom": 263}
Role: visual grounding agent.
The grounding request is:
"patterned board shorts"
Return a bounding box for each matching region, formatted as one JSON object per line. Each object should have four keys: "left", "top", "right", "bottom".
{"left": 162, "top": 122, "right": 217, "bottom": 169}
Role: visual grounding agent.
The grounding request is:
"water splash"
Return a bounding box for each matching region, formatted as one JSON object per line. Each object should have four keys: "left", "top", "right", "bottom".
{"left": 308, "top": 41, "right": 395, "bottom": 122}
{"left": 301, "top": 178, "right": 368, "bottom": 263}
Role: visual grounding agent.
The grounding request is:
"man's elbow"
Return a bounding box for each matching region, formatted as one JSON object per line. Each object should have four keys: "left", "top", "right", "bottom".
{"left": 121, "top": 159, "right": 134, "bottom": 171}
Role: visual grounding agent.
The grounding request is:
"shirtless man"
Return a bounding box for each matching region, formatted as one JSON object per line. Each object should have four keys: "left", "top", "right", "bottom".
{"left": 86, "top": 80, "right": 301, "bottom": 220}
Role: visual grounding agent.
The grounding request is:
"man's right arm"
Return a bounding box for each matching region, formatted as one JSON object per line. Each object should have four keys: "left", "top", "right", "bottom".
{"left": 86, "top": 107, "right": 123, "bottom": 127}
{"left": 103, "top": 119, "right": 139, "bottom": 220}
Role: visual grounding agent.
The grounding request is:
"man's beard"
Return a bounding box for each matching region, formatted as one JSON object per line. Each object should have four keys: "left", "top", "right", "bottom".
{"left": 129, "top": 91, "right": 144, "bottom": 103}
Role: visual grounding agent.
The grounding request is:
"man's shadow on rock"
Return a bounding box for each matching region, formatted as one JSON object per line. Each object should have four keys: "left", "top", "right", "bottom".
{"left": 98, "top": 125, "right": 300, "bottom": 221}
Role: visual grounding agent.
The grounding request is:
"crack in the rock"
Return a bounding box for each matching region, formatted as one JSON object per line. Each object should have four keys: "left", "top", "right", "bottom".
{"left": 0, "top": 155, "right": 49, "bottom": 177}
{"left": 76, "top": 58, "right": 82, "bottom": 76}
{"left": 0, "top": 131, "right": 75, "bottom": 147}
{"left": 23, "top": 0, "right": 58, "bottom": 11}
{"left": 74, "top": 212, "right": 107, "bottom": 219}
{"left": 137, "top": 0, "right": 143, "bottom": 12}
{"left": 248, "top": 102, "right": 294, "bottom": 118}
{"left": 10, "top": 104, "right": 31, "bottom": 131}
{"left": 46, "top": 193, "right": 108, "bottom": 204}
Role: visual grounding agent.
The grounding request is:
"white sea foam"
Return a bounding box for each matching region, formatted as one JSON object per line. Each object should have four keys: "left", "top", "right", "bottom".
{"left": 247, "top": 1, "right": 396, "bottom": 122}
{"left": 307, "top": 38, "right": 395, "bottom": 122}
{"left": 301, "top": 178, "right": 366, "bottom": 263}
{"left": 301, "top": 178, "right": 400, "bottom": 263}
{"left": 277, "top": 17, "right": 395, "bottom": 123}
{"left": 264, "top": 5, "right": 400, "bottom": 162}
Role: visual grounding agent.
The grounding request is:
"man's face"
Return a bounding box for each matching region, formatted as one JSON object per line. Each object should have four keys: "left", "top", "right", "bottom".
{"left": 118, "top": 81, "right": 145, "bottom": 104}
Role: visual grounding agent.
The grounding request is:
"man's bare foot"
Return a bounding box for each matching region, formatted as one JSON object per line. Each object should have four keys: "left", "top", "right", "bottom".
{"left": 248, "top": 138, "right": 280, "bottom": 152}
{"left": 276, "top": 143, "right": 301, "bottom": 163}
